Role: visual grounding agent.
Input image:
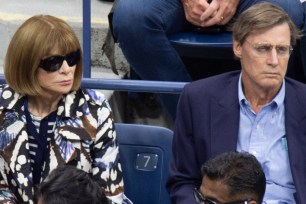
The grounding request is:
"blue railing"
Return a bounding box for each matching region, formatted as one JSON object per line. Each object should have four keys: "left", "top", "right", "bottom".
{"left": 0, "top": 75, "right": 186, "bottom": 93}
{"left": 82, "top": 0, "right": 91, "bottom": 78}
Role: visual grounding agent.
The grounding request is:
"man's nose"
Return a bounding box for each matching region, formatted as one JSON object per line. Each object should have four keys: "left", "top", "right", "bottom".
{"left": 266, "top": 48, "right": 279, "bottom": 66}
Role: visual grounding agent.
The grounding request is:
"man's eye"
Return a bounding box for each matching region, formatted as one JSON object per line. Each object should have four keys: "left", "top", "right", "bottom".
{"left": 256, "top": 45, "right": 271, "bottom": 52}
{"left": 276, "top": 46, "right": 289, "bottom": 54}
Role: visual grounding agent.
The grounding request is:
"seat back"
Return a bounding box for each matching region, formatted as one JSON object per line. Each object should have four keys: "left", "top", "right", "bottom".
{"left": 115, "top": 123, "right": 173, "bottom": 204}
{"left": 168, "top": 32, "right": 233, "bottom": 59}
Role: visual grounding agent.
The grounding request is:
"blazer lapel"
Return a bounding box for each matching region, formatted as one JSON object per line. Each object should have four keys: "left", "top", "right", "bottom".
{"left": 210, "top": 74, "right": 240, "bottom": 157}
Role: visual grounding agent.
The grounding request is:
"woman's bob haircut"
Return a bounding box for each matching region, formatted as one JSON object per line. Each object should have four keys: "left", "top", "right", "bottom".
{"left": 4, "top": 15, "right": 83, "bottom": 96}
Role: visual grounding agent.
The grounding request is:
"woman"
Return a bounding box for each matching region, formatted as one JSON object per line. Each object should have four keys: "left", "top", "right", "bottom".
{"left": 0, "top": 15, "right": 129, "bottom": 204}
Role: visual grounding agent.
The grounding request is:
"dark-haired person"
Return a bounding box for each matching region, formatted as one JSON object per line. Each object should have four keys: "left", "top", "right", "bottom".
{"left": 0, "top": 15, "right": 130, "bottom": 204}
{"left": 36, "top": 165, "right": 109, "bottom": 204}
{"left": 167, "top": 2, "right": 306, "bottom": 203}
{"left": 194, "top": 151, "right": 266, "bottom": 204}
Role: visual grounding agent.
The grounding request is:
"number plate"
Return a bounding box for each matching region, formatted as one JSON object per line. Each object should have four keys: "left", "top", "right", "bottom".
{"left": 135, "top": 153, "right": 158, "bottom": 171}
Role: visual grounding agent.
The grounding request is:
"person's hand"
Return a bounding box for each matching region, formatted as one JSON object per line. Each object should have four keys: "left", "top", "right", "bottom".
{"left": 200, "top": 0, "right": 239, "bottom": 27}
{"left": 181, "top": 0, "right": 210, "bottom": 26}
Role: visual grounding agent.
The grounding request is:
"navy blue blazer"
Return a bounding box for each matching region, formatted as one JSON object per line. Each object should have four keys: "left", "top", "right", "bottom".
{"left": 167, "top": 71, "right": 306, "bottom": 204}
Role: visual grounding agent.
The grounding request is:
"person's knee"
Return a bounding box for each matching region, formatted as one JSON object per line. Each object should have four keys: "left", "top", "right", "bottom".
{"left": 113, "top": 1, "right": 148, "bottom": 38}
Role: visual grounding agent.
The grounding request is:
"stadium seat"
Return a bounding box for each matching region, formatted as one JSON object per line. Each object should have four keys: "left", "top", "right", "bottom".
{"left": 115, "top": 123, "right": 173, "bottom": 204}
{"left": 168, "top": 31, "right": 234, "bottom": 59}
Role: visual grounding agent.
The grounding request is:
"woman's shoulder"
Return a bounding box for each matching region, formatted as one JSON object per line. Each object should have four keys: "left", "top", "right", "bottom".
{"left": 82, "top": 88, "right": 106, "bottom": 104}
{"left": 0, "top": 84, "right": 20, "bottom": 102}
{"left": 68, "top": 88, "right": 107, "bottom": 107}
{"left": 0, "top": 84, "right": 23, "bottom": 111}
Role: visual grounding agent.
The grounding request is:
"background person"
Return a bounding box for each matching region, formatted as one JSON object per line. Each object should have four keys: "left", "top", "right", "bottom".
{"left": 195, "top": 151, "right": 266, "bottom": 204}
{"left": 36, "top": 165, "right": 109, "bottom": 204}
{"left": 300, "top": 0, "right": 306, "bottom": 81}
{"left": 0, "top": 15, "right": 130, "bottom": 204}
{"left": 111, "top": 0, "right": 303, "bottom": 120}
{"left": 167, "top": 2, "right": 306, "bottom": 203}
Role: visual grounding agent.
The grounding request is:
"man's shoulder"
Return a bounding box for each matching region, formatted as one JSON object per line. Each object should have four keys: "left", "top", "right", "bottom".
{"left": 186, "top": 71, "right": 240, "bottom": 91}
{"left": 285, "top": 77, "right": 306, "bottom": 92}
{"left": 285, "top": 78, "right": 306, "bottom": 107}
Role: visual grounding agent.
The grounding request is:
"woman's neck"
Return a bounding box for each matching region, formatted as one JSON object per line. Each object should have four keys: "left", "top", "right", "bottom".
{"left": 27, "top": 94, "right": 62, "bottom": 118}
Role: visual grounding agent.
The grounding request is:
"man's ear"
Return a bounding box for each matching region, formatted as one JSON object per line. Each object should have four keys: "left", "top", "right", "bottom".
{"left": 233, "top": 40, "right": 242, "bottom": 59}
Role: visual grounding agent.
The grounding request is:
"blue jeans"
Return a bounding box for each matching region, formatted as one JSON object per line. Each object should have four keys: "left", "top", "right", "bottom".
{"left": 112, "top": 0, "right": 303, "bottom": 120}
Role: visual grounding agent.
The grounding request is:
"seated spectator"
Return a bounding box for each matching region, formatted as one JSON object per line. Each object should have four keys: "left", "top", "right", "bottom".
{"left": 0, "top": 14, "right": 130, "bottom": 203}
{"left": 195, "top": 151, "right": 266, "bottom": 204}
{"left": 110, "top": 0, "right": 303, "bottom": 120}
{"left": 36, "top": 165, "right": 109, "bottom": 204}
{"left": 167, "top": 2, "right": 306, "bottom": 203}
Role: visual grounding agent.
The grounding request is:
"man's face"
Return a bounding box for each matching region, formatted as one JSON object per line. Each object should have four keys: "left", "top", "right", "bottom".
{"left": 196, "top": 176, "right": 256, "bottom": 204}
{"left": 233, "top": 23, "right": 291, "bottom": 92}
{"left": 200, "top": 176, "right": 232, "bottom": 202}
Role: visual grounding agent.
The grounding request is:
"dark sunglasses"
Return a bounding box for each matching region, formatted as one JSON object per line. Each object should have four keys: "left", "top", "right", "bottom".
{"left": 39, "top": 49, "right": 80, "bottom": 72}
{"left": 193, "top": 188, "right": 253, "bottom": 204}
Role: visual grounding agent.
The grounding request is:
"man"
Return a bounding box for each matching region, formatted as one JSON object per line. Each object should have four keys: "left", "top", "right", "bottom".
{"left": 111, "top": 0, "right": 303, "bottom": 119}
{"left": 167, "top": 2, "right": 306, "bottom": 203}
{"left": 195, "top": 151, "right": 266, "bottom": 204}
{"left": 35, "top": 165, "right": 109, "bottom": 204}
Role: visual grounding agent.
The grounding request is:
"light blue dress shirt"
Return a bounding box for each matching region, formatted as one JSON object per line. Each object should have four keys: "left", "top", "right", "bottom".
{"left": 237, "top": 75, "right": 296, "bottom": 203}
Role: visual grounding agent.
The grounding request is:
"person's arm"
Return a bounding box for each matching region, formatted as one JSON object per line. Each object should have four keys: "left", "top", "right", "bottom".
{"left": 0, "top": 86, "right": 17, "bottom": 204}
{"left": 200, "top": 0, "right": 240, "bottom": 26}
{"left": 0, "top": 176, "right": 17, "bottom": 204}
{"left": 90, "top": 96, "right": 131, "bottom": 204}
{"left": 167, "top": 86, "right": 202, "bottom": 204}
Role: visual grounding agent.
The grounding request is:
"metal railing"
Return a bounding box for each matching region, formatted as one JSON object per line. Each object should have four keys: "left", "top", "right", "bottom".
{"left": 0, "top": 75, "right": 186, "bottom": 93}
{"left": 82, "top": 0, "right": 91, "bottom": 78}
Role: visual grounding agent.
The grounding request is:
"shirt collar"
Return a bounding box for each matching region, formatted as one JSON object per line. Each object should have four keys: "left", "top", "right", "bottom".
{"left": 238, "top": 73, "right": 285, "bottom": 108}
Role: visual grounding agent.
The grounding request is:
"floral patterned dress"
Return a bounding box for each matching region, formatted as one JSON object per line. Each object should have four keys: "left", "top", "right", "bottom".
{"left": 0, "top": 84, "right": 131, "bottom": 204}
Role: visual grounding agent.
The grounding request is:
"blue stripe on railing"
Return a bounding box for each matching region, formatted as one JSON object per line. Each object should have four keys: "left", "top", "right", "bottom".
{"left": 0, "top": 76, "right": 5, "bottom": 85}
{"left": 0, "top": 75, "right": 186, "bottom": 94}
{"left": 81, "top": 78, "right": 186, "bottom": 93}
{"left": 82, "top": 0, "right": 91, "bottom": 78}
